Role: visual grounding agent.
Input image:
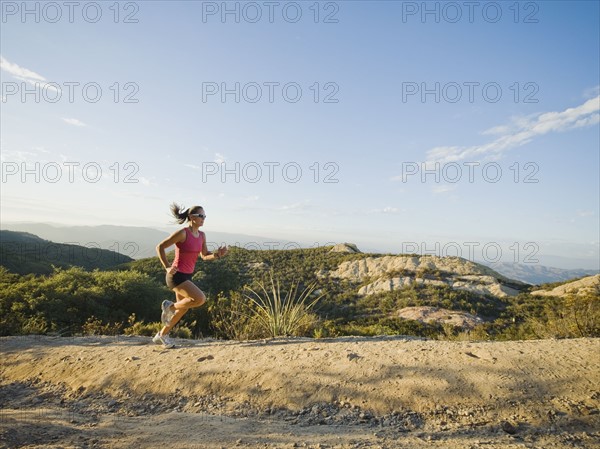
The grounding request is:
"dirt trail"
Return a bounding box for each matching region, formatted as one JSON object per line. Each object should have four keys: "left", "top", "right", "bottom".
{"left": 1, "top": 335, "right": 599, "bottom": 448}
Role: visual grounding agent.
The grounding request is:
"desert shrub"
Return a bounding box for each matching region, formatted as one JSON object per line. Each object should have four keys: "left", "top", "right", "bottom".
{"left": 124, "top": 320, "right": 161, "bottom": 336}
{"left": 122, "top": 314, "right": 192, "bottom": 338}
{"left": 357, "top": 285, "right": 506, "bottom": 321}
{"left": 319, "top": 317, "right": 439, "bottom": 338}
{"left": 311, "top": 319, "right": 344, "bottom": 339}
{"left": 489, "top": 292, "right": 600, "bottom": 340}
{"left": 82, "top": 316, "right": 123, "bottom": 336}
{"left": 243, "top": 274, "right": 322, "bottom": 338}
{"left": 526, "top": 294, "right": 600, "bottom": 338}
{"left": 211, "top": 292, "right": 258, "bottom": 340}
{"left": 212, "top": 274, "right": 322, "bottom": 340}
{"left": 439, "top": 323, "right": 491, "bottom": 341}
{"left": 21, "top": 315, "right": 49, "bottom": 335}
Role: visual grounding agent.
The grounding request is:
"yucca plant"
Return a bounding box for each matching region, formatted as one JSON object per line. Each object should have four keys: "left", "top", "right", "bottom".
{"left": 243, "top": 273, "right": 323, "bottom": 338}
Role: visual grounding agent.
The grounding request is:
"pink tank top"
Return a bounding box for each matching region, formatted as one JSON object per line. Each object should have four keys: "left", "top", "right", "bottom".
{"left": 172, "top": 228, "right": 204, "bottom": 274}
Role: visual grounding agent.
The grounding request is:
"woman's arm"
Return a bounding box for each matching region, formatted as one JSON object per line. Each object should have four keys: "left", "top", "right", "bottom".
{"left": 199, "top": 232, "right": 228, "bottom": 261}
{"left": 156, "top": 229, "right": 186, "bottom": 272}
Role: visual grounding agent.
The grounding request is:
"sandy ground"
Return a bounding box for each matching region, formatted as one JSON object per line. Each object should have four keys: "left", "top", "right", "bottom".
{"left": 1, "top": 335, "right": 599, "bottom": 449}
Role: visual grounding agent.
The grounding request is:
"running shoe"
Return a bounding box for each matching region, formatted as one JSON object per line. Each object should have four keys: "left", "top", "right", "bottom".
{"left": 161, "top": 300, "right": 175, "bottom": 325}
{"left": 152, "top": 332, "right": 175, "bottom": 349}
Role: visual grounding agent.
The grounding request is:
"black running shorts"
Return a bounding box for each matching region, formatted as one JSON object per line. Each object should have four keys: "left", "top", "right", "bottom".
{"left": 165, "top": 271, "right": 193, "bottom": 289}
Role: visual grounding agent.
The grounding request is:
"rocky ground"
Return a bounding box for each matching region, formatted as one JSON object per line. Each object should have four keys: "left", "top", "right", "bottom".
{"left": 1, "top": 335, "right": 599, "bottom": 448}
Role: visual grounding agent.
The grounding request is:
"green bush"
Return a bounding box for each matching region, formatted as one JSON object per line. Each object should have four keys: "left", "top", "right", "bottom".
{"left": 438, "top": 323, "right": 491, "bottom": 341}
{"left": 210, "top": 292, "right": 257, "bottom": 340}
{"left": 82, "top": 316, "right": 123, "bottom": 336}
{"left": 523, "top": 294, "right": 600, "bottom": 338}
{"left": 0, "top": 266, "right": 168, "bottom": 336}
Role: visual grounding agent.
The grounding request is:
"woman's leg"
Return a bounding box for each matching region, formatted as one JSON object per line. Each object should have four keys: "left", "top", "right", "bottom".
{"left": 173, "top": 290, "right": 186, "bottom": 307}
{"left": 159, "top": 281, "right": 206, "bottom": 336}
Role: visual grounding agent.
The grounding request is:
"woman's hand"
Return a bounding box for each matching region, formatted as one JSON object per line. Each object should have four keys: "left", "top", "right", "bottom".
{"left": 166, "top": 265, "right": 178, "bottom": 274}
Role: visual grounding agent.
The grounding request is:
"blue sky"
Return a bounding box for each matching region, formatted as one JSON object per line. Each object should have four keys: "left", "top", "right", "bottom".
{"left": 1, "top": 1, "right": 599, "bottom": 269}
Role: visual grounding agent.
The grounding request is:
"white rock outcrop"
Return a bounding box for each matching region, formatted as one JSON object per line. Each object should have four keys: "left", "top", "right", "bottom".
{"left": 358, "top": 277, "right": 446, "bottom": 296}
{"left": 396, "top": 306, "right": 485, "bottom": 329}
{"left": 329, "top": 255, "right": 525, "bottom": 298}
{"left": 530, "top": 274, "right": 600, "bottom": 297}
{"left": 330, "top": 243, "right": 361, "bottom": 253}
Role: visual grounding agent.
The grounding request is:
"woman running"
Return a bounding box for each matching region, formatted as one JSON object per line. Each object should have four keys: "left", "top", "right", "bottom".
{"left": 153, "top": 202, "right": 228, "bottom": 348}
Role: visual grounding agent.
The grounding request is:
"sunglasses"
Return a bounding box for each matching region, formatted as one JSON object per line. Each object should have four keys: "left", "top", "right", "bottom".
{"left": 190, "top": 213, "right": 206, "bottom": 219}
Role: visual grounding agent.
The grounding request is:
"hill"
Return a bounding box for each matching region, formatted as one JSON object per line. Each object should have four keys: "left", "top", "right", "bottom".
{"left": 119, "top": 244, "right": 534, "bottom": 337}
{"left": 3, "top": 223, "right": 596, "bottom": 283}
{"left": 531, "top": 274, "right": 600, "bottom": 297}
{"left": 0, "top": 230, "right": 133, "bottom": 275}
{"left": 2, "top": 239, "right": 597, "bottom": 340}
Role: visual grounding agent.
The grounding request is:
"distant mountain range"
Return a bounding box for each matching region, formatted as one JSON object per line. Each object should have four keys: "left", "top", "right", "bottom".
{"left": 479, "top": 261, "right": 598, "bottom": 285}
{"left": 0, "top": 230, "right": 133, "bottom": 275}
{"left": 1, "top": 222, "right": 597, "bottom": 285}
{"left": 0, "top": 222, "right": 298, "bottom": 260}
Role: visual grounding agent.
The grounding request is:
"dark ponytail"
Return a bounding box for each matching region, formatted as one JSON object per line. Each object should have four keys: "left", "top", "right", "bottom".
{"left": 170, "top": 202, "right": 203, "bottom": 224}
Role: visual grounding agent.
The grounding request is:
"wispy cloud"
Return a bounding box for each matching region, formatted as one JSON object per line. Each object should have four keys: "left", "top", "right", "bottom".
{"left": 186, "top": 155, "right": 225, "bottom": 169}
{"left": 432, "top": 185, "right": 456, "bottom": 194}
{"left": 0, "top": 55, "right": 60, "bottom": 93}
{"left": 62, "top": 118, "right": 87, "bottom": 127}
{"left": 369, "top": 206, "right": 402, "bottom": 214}
{"left": 279, "top": 201, "right": 311, "bottom": 212}
{"left": 577, "top": 210, "right": 595, "bottom": 217}
{"left": 426, "top": 96, "right": 600, "bottom": 164}
{"left": 0, "top": 56, "right": 45, "bottom": 81}
{"left": 480, "top": 124, "right": 512, "bottom": 136}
